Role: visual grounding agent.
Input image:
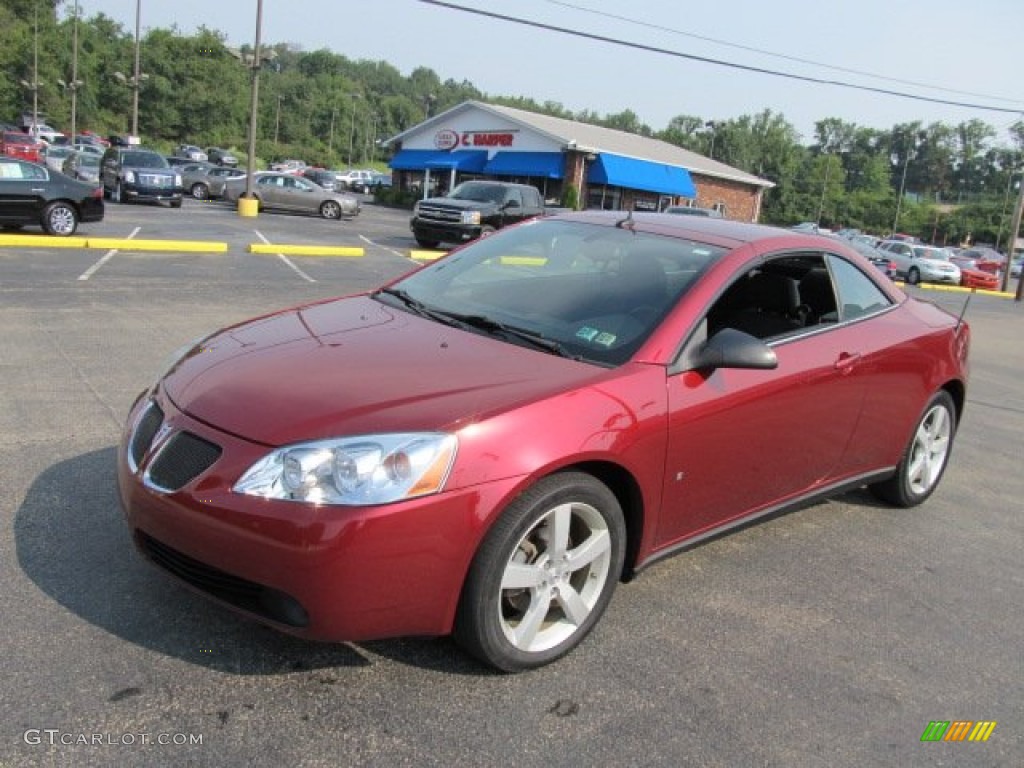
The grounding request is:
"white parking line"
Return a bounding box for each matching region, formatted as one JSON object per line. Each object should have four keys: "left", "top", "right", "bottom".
{"left": 359, "top": 234, "right": 414, "bottom": 262}
{"left": 78, "top": 226, "right": 141, "bottom": 281}
{"left": 253, "top": 230, "right": 316, "bottom": 283}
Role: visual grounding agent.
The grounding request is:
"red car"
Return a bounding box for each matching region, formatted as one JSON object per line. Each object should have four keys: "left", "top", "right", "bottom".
{"left": 1, "top": 130, "right": 42, "bottom": 163}
{"left": 949, "top": 253, "right": 1001, "bottom": 290}
{"left": 118, "top": 213, "right": 970, "bottom": 671}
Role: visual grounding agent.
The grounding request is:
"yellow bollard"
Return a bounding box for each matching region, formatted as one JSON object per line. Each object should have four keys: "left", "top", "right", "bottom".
{"left": 237, "top": 197, "right": 259, "bottom": 218}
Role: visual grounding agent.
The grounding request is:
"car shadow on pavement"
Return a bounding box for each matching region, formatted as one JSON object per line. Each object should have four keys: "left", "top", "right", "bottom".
{"left": 15, "top": 446, "right": 489, "bottom": 676}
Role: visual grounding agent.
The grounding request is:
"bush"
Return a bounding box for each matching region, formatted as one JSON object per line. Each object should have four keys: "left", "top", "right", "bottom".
{"left": 561, "top": 184, "right": 579, "bottom": 211}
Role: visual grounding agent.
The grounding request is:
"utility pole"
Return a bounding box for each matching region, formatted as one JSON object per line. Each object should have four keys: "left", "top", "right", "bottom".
{"left": 131, "top": 0, "right": 141, "bottom": 136}
{"left": 1001, "top": 176, "right": 1024, "bottom": 298}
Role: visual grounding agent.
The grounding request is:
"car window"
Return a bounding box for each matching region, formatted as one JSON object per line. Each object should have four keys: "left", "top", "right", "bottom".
{"left": 826, "top": 255, "right": 893, "bottom": 321}
{"left": 0, "top": 160, "right": 47, "bottom": 180}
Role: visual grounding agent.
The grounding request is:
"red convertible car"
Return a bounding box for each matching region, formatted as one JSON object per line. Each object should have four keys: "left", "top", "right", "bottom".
{"left": 118, "top": 213, "right": 970, "bottom": 671}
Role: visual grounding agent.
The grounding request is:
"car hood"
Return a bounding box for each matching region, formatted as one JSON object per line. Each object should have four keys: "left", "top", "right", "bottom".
{"left": 163, "top": 295, "right": 604, "bottom": 446}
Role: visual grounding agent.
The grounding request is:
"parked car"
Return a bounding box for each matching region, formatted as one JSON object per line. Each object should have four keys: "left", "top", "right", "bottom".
{"left": 71, "top": 142, "right": 104, "bottom": 156}
{"left": 118, "top": 213, "right": 969, "bottom": 671}
{"left": 205, "top": 147, "right": 239, "bottom": 168}
{"left": 62, "top": 150, "right": 102, "bottom": 185}
{"left": 368, "top": 170, "right": 392, "bottom": 189}
{"left": 100, "top": 146, "right": 184, "bottom": 207}
{"left": 269, "top": 159, "right": 307, "bottom": 174}
{"left": 223, "top": 171, "right": 359, "bottom": 219}
{"left": 2, "top": 130, "right": 43, "bottom": 163}
{"left": 957, "top": 246, "right": 1005, "bottom": 276}
{"left": 664, "top": 205, "right": 723, "bottom": 218}
{"left": 877, "top": 240, "right": 961, "bottom": 285}
{"left": 835, "top": 235, "right": 896, "bottom": 279}
{"left": 0, "top": 156, "right": 104, "bottom": 235}
{"left": 410, "top": 180, "right": 555, "bottom": 248}
{"left": 173, "top": 144, "right": 208, "bottom": 162}
{"left": 301, "top": 168, "right": 338, "bottom": 192}
{"left": 947, "top": 253, "right": 1000, "bottom": 290}
{"left": 194, "top": 166, "right": 246, "bottom": 199}
{"left": 25, "top": 123, "right": 65, "bottom": 144}
{"left": 39, "top": 144, "right": 75, "bottom": 174}
{"left": 334, "top": 168, "right": 373, "bottom": 192}
{"left": 178, "top": 161, "right": 217, "bottom": 199}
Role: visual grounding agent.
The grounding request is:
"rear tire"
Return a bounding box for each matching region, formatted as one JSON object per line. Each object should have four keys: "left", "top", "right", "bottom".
{"left": 454, "top": 472, "right": 625, "bottom": 672}
{"left": 869, "top": 390, "right": 956, "bottom": 507}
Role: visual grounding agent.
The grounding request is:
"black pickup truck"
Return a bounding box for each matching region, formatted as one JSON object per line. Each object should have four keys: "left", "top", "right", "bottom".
{"left": 410, "top": 180, "right": 560, "bottom": 248}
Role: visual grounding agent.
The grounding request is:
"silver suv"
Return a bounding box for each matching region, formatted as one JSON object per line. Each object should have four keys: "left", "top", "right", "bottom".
{"left": 877, "top": 240, "right": 961, "bottom": 285}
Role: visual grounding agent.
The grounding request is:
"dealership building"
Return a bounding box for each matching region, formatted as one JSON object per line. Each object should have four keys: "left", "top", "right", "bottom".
{"left": 386, "top": 100, "right": 773, "bottom": 221}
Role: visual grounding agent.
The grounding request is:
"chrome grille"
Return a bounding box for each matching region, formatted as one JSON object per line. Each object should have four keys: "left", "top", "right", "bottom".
{"left": 139, "top": 173, "right": 172, "bottom": 187}
{"left": 128, "top": 401, "right": 164, "bottom": 472}
{"left": 417, "top": 204, "right": 463, "bottom": 223}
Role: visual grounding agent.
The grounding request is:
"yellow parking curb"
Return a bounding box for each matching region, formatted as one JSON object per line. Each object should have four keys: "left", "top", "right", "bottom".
{"left": 410, "top": 249, "right": 448, "bottom": 261}
{"left": 0, "top": 234, "right": 90, "bottom": 248}
{"left": 905, "top": 281, "right": 1015, "bottom": 299}
{"left": 85, "top": 238, "right": 229, "bottom": 253}
{"left": 247, "top": 243, "right": 365, "bottom": 257}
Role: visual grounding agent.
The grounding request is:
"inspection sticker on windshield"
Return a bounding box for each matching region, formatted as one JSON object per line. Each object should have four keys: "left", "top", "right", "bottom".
{"left": 594, "top": 332, "right": 617, "bottom": 347}
{"left": 575, "top": 326, "right": 600, "bottom": 342}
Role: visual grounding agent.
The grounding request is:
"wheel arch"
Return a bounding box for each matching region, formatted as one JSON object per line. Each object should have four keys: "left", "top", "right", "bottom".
{"left": 941, "top": 378, "right": 966, "bottom": 427}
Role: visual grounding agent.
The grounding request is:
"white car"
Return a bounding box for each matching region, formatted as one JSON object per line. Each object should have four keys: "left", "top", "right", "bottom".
{"left": 334, "top": 169, "right": 373, "bottom": 192}
{"left": 877, "top": 241, "right": 961, "bottom": 285}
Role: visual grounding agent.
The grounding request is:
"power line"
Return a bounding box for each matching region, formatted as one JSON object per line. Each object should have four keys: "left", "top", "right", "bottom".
{"left": 417, "top": 0, "right": 1024, "bottom": 117}
{"left": 542, "top": 0, "right": 1024, "bottom": 107}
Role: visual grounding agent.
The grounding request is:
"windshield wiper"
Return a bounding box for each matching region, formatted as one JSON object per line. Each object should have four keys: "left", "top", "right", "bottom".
{"left": 440, "top": 312, "right": 577, "bottom": 359}
{"left": 373, "top": 287, "right": 462, "bottom": 327}
{"left": 374, "top": 290, "right": 576, "bottom": 358}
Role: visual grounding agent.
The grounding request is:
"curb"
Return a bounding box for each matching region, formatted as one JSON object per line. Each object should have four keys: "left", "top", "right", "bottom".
{"left": 0, "top": 234, "right": 228, "bottom": 252}
{"left": 247, "top": 244, "right": 365, "bottom": 257}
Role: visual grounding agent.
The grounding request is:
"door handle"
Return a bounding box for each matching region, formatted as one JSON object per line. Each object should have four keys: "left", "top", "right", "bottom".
{"left": 834, "top": 352, "right": 862, "bottom": 372}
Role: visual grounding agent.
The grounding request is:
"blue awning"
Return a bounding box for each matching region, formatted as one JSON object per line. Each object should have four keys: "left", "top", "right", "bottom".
{"left": 483, "top": 151, "right": 564, "bottom": 179}
{"left": 587, "top": 153, "right": 696, "bottom": 197}
{"left": 388, "top": 149, "right": 487, "bottom": 172}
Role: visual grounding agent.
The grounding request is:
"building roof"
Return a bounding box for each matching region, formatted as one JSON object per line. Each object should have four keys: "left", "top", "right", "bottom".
{"left": 387, "top": 100, "right": 774, "bottom": 190}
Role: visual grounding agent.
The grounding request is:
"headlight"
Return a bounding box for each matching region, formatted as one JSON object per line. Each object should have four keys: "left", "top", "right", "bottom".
{"left": 123, "top": 170, "right": 136, "bottom": 183}
{"left": 234, "top": 433, "right": 457, "bottom": 506}
{"left": 461, "top": 210, "right": 481, "bottom": 225}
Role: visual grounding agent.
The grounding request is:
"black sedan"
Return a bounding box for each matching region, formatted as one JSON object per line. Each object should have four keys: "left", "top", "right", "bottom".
{"left": 0, "top": 157, "right": 104, "bottom": 236}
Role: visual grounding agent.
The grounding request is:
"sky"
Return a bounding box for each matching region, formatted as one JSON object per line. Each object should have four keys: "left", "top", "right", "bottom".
{"left": 75, "top": 0, "right": 1024, "bottom": 144}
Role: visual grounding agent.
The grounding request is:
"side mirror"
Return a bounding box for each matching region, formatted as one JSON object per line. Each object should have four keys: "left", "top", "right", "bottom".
{"left": 691, "top": 328, "right": 778, "bottom": 371}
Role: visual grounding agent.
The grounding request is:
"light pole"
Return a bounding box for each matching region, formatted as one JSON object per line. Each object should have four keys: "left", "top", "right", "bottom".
{"left": 892, "top": 131, "right": 925, "bottom": 236}
{"left": 327, "top": 107, "right": 337, "bottom": 161}
{"left": 274, "top": 95, "right": 283, "bottom": 147}
{"left": 57, "top": 0, "right": 82, "bottom": 140}
{"left": 243, "top": 0, "right": 264, "bottom": 204}
{"left": 20, "top": 1, "right": 44, "bottom": 132}
{"left": 705, "top": 121, "right": 718, "bottom": 159}
{"left": 348, "top": 93, "right": 361, "bottom": 166}
{"left": 114, "top": 1, "right": 147, "bottom": 139}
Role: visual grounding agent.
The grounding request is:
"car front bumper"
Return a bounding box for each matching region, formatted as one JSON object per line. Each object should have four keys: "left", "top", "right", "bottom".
{"left": 122, "top": 183, "right": 184, "bottom": 203}
{"left": 117, "top": 389, "right": 519, "bottom": 642}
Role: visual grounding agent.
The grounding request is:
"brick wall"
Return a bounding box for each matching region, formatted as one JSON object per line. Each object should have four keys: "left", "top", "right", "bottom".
{"left": 691, "top": 175, "right": 765, "bottom": 222}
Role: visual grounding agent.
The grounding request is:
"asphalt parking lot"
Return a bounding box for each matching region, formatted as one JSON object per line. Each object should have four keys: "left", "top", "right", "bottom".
{"left": 1, "top": 199, "right": 1021, "bottom": 767}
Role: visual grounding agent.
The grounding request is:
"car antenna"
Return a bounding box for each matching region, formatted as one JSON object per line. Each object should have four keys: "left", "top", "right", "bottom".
{"left": 955, "top": 293, "right": 971, "bottom": 333}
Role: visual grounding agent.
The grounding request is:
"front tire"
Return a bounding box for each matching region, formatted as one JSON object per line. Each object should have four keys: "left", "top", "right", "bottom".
{"left": 869, "top": 390, "right": 956, "bottom": 507}
{"left": 414, "top": 236, "right": 440, "bottom": 248}
{"left": 907, "top": 267, "right": 921, "bottom": 285}
{"left": 320, "top": 200, "right": 342, "bottom": 219}
{"left": 42, "top": 202, "right": 78, "bottom": 236}
{"left": 455, "top": 472, "right": 625, "bottom": 672}
{"left": 191, "top": 182, "right": 208, "bottom": 200}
